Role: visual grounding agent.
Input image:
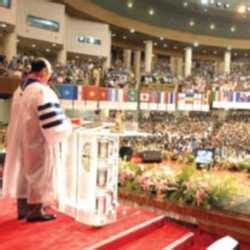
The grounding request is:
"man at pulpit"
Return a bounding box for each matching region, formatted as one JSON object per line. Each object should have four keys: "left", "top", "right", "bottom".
{"left": 2, "top": 58, "right": 72, "bottom": 223}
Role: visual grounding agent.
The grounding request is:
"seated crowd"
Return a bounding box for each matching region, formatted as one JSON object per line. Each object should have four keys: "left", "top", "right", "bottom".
{"left": 121, "top": 111, "right": 250, "bottom": 162}
{"left": 0, "top": 53, "right": 250, "bottom": 91}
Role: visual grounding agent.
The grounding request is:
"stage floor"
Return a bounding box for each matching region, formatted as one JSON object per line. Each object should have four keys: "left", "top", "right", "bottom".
{"left": 0, "top": 199, "right": 160, "bottom": 250}
{"left": 0, "top": 198, "right": 250, "bottom": 249}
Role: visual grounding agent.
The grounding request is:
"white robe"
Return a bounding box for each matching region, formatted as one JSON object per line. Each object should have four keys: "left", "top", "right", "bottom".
{"left": 2, "top": 81, "right": 72, "bottom": 204}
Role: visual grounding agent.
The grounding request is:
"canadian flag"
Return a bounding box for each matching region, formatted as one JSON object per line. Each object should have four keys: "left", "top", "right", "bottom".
{"left": 140, "top": 92, "right": 150, "bottom": 102}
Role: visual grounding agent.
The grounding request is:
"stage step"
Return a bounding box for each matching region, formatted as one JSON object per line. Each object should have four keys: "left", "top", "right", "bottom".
{"left": 93, "top": 216, "right": 194, "bottom": 250}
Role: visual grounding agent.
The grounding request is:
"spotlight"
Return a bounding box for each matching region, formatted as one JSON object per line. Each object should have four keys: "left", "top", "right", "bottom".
{"left": 32, "top": 44, "right": 36, "bottom": 48}
{"left": 230, "top": 26, "right": 236, "bottom": 32}
{"left": 210, "top": 23, "right": 215, "bottom": 30}
{"left": 201, "top": 0, "right": 208, "bottom": 5}
{"left": 216, "top": 2, "right": 222, "bottom": 7}
{"left": 194, "top": 42, "right": 199, "bottom": 47}
{"left": 130, "top": 28, "right": 135, "bottom": 33}
{"left": 183, "top": 2, "right": 188, "bottom": 7}
{"left": 127, "top": 1, "right": 133, "bottom": 8}
{"left": 149, "top": 8, "right": 155, "bottom": 15}
{"left": 160, "top": 37, "right": 164, "bottom": 41}
{"left": 238, "top": 5, "right": 246, "bottom": 14}
{"left": 189, "top": 20, "right": 195, "bottom": 26}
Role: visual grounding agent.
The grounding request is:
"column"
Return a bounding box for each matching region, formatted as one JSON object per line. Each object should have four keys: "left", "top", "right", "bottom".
{"left": 134, "top": 50, "right": 141, "bottom": 88}
{"left": 184, "top": 47, "right": 192, "bottom": 77}
{"left": 177, "top": 57, "right": 184, "bottom": 78}
{"left": 3, "top": 31, "right": 17, "bottom": 63}
{"left": 123, "top": 49, "right": 132, "bottom": 70}
{"left": 170, "top": 56, "right": 178, "bottom": 76}
{"left": 171, "top": 57, "right": 184, "bottom": 78}
{"left": 57, "top": 48, "right": 67, "bottom": 65}
{"left": 224, "top": 50, "right": 231, "bottom": 74}
{"left": 145, "top": 40, "right": 153, "bottom": 73}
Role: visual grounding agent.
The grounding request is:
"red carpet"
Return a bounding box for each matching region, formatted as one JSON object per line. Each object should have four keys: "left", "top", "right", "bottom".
{"left": 175, "top": 229, "right": 250, "bottom": 250}
{"left": 115, "top": 221, "right": 190, "bottom": 250}
{"left": 0, "top": 199, "right": 158, "bottom": 250}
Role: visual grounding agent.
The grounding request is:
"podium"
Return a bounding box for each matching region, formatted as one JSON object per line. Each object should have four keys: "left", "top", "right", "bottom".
{"left": 55, "top": 127, "right": 119, "bottom": 227}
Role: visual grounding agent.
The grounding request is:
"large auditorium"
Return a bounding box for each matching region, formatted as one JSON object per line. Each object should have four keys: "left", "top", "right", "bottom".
{"left": 0, "top": 0, "right": 250, "bottom": 249}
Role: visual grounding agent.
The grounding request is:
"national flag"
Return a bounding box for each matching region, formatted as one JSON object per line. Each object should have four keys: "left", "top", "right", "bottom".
{"left": 160, "top": 92, "right": 165, "bottom": 104}
{"left": 169, "top": 92, "right": 175, "bottom": 104}
{"left": 99, "top": 87, "right": 108, "bottom": 101}
{"left": 236, "top": 92, "right": 241, "bottom": 102}
{"left": 140, "top": 92, "right": 150, "bottom": 102}
{"left": 149, "top": 91, "right": 160, "bottom": 103}
{"left": 82, "top": 86, "right": 99, "bottom": 101}
{"left": 117, "top": 89, "right": 124, "bottom": 103}
{"left": 107, "top": 88, "right": 118, "bottom": 102}
{"left": 194, "top": 93, "right": 201, "bottom": 105}
{"left": 55, "top": 84, "right": 78, "bottom": 100}
{"left": 127, "top": 89, "right": 138, "bottom": 102}
{"left": 185, "top": 93, "right": 194, "bottom": 105}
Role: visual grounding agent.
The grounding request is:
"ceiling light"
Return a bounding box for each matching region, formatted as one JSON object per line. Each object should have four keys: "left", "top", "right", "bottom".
{"left": 32, "top": 44, "right": 36, "bottom": 48}
{"left": 163, "top": 44, "right": 168, "bottom": 48}
{"left": 225, "top": 3, "right": 230, "bottom": 8}
{"left": 216, "top": 2, "right": 222, "bottom": 7}
{"left": 238, "top": 5, "right": 246, "bottom": 14}
{"left": 210, "top": 23, "right": 215, "bottom": 30}
{"left": 210, "top": 0, "right": 215, "bottom": 4}
{"left": 127, "top": 1, "right": 133, "bottom": 8}
{"left": 1, "top": 23, "right": 7, "bottom": 28}
{"left": 46, "top": 48, "right": 51, "bottom": 52}
{"left": 160, "top": 36, "right": 164, "bottom": 41}
{"left": 230, "top": 26, "right": 236, "bottom": 32}
{"left": 183, "top": 2, "right": 188, "bottom": 7}
{"left": 194, "top": 42, "right": 199, "bottom": 47}
{"left": 123, "top": 35, "right": 127, "bottom": 39}
{"left": 112, "top": 33, "right": 116, "bottom": 37}
{"left": 130, "top": 28, "right": 135, "bottom": 33}
{"left": 149, "top": 8, "right": 155, "bottom": 15}
{"left": 247, "top": 6, "right": 250, "bottom": 11}
{"left": 201, "top": 0, "right": 208, "bottom": 5}
{"left": 52, "top": 43, "right": 57, "bottom": 47}
{"left": 154, "top": 42, "right": 158, "bottom": 46}
{"left": 189, "top": 20, "right": 195, "bottom": 27}
{"left": 227, "top": 46, "right": 232, "bottom": 50}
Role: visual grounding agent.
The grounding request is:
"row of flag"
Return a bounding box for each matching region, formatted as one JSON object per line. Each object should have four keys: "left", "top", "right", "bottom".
{"left": 213, "top": 91, "right": 250, "bottom": 103}
{"left": 54, "top": 85, "right": 176, "bottom": 104}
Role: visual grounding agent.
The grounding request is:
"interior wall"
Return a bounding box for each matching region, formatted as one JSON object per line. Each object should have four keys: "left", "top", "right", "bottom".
{"left": 66, "top": 15, "right": 111, "bottom": 59}
{"left": 0, "top": 0, "right": 16, "bottom": 26}
{"left": 16, "top": 0, "right": 65, "bottom": 45}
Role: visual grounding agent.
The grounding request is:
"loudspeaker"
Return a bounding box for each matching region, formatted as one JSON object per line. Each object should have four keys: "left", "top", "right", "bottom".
{"left": 207, "top": 236, "right": 239, "bottom": 250}
{"left": 119, "top": 146, "right": 133, "bottom": 161}
{"left": 140, "top": 151, "right": 162, "bottom": 163}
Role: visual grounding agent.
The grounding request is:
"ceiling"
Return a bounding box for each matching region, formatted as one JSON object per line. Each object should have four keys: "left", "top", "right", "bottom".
{"left": 90, "top": 0, "right": 250, "bottom": 39}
